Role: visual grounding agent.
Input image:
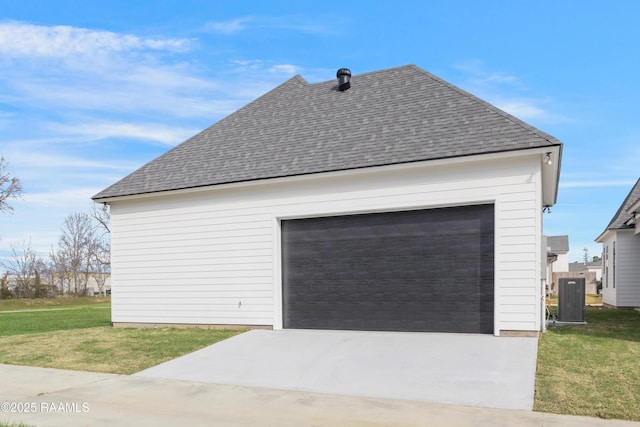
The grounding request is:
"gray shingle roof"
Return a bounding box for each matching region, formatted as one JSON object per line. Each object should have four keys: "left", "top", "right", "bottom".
{"left": 569, "top": 261, "right": 601, "bottom": 272}
{"left": 546, "top": 235, "right": 569, "bottom": 253}
{"left": 598, "top": 178, "right": 640, "bottom": 235}
{"left": 93, "top": 64, "right": 562, "bottom": 200}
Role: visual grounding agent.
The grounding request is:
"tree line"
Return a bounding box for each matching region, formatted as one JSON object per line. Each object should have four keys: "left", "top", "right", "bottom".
{"left": 1, "top": 205, "right": 111, "bottom": 298}
{"left": 0, "top": 156, "right": 110, "bottom": 298}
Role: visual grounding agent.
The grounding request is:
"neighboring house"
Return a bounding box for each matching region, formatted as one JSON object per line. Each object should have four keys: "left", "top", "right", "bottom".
{"left": 559, "top": 262, "right": 602, "bottom": 294}
{"left": 93, "top": 65, "right": 563, "bottom": 336}
{"left": 85, "top": 274, "right": 112, "bottom": 296}
{"left": 3, "top": 272, "right": 113, "bottom": 297}
{"left": 595, "top": 178, "right": 640, "bottom": 307}
{"left": 48, "top": 272, "right": 111, "bottom": 296}
{"left": 544, "top": 235, "right": 569, "bottom": 292}
{"left": 547, "top": 235, "right": 570, "bottom": 273}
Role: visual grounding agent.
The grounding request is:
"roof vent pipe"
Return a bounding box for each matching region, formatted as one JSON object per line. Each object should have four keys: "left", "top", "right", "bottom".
{"left": 336, "top": 68, "right": 351, "bottom": 91}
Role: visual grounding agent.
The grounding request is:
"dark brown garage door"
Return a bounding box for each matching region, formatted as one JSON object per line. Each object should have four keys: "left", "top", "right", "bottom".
{"left": 281, "top": 204, "right": 494, "bottom": 333}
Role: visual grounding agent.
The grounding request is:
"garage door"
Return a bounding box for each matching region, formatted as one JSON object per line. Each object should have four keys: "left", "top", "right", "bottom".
{"left": 281, "top": 204, "right": 494, "bottom": 333}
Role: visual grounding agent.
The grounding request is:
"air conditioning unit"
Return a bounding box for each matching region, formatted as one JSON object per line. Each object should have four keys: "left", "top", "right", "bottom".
{"left": 558, "top": 277, "right": 586, "bottom": 323}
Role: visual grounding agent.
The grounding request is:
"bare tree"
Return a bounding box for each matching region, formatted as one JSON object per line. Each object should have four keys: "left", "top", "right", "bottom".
{"left": 0, "top": 157, "right": 23, "bottom": 214}
{"left": 91, "top": 202, "right": 110, "bottom": 233}
{"left": 90, "top": 244, "right": 110, "bottom": 296}
{"left": 2, "top": 238, "right": 39, "bottom": 298}
{"left": 47, "top": 208, "right": 111, "bottom": 297}
{"left": 90, "top": 203, "right": 111, "bottom": 296}
{"left": 0, "top": 272, "right": 11, "bottom": 299}
{"left": 50, "top": 213, "right": 95, "bottom": 296}
{"left": 49, "top": 246, "right": 72, "bottom": 295}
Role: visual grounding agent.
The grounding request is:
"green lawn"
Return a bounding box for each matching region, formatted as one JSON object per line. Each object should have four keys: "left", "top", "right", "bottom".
{"left": 0, "top": 296, "right": 110, "bottom": 311}
{"left": 535, "top": 307, "right": 640, "bottom": 420}
{"left": 0, "top": 306, "right": 111, "bottom": 336}
{"left": 547, "top": 293, "right": 602, "bottom": 306}
{"left": 0, "top": 298, "right": 243, "bottom": 374}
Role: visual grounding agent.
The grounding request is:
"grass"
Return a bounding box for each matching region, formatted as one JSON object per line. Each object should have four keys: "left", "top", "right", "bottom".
{"left": 0, "top": 326, "right": 241, "bottom": 374}
{"left": 535, "top": 307, "right": 640, "bottom": 421}
{"left": 547, "top": 293, "right": 602, "bottom": 306}
{"left": 0, "top": 306, "right": 111, "bottom": 336}
{"left": 0, "top": 423, "right": 33, "bottom": 427}
{"left": 0, "top": 296, "right": 110, "bottom": 311}
{"left": 0, "top": 298, "right": 244, "bottom": 374}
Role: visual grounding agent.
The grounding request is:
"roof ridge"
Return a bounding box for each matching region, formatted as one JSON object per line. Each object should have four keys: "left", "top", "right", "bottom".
{"left": 303, "top": 63, "right": 560, "bottom": 147}
{"left": 306, "top": 64, "right": 418, "bottom": 87}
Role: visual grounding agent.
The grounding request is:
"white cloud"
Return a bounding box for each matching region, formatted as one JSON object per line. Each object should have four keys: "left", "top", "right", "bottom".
{"left": 454, "top": 61, "right": 521, "bottom": 88}
{"left": 203, "top": 15, "right": 338, "bottom": 36}
{"left": 0, "top": 23, "right": 235, "bottom": 121}
{"left": 494, "top": 100, "right": 546, "bottom": 120}
{"left": 268, "top": 64, "right": 301, "bottom": 75}
{"left": 452, "top": 59, "right": 566, "bottom": 123}
{"left": 118, "top": 64, "right": 219, "bottom": 91}
{"left": 22, "top": 187, "right": 103, "bottom": 208}
{"left": 4, "top": 147, "right": 136, "bottom": 170}
{"left": 231, "top": 60, "right": 303, "bottom": 78}
{"left": 49, "top": 121, "right": 199, "bottom": 146}
{"left": 204, "top": 18, "right": 252, "bottom": 34}
{"left": 8, "top": 77, "right": 244, "bottom": 120}
{"left": 0, "top": 21, "right": 192, "bottom": 58}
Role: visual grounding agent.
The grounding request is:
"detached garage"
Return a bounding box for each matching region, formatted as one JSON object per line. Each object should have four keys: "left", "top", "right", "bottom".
{"left": 93, "top": 65, "right": 562, "bottom": 336}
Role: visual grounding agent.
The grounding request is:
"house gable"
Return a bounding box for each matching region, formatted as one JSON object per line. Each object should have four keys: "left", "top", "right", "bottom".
{"left": 596, "top": 178, "right": 640, "bottom": 242}
{"left": 597, "top": 179, "right": 640, "bottom": 307}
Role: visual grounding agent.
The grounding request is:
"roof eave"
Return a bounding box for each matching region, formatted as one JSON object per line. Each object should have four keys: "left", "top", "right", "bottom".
{"left": 541, "top": 145, "right": 563, "bottom": 207}
{"left": 93, "top": 146, "right": 563, "bottom": 204}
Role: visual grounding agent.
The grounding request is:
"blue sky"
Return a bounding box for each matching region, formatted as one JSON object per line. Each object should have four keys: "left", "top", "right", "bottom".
{"left": 0, "top": 1, "right": 638, "bottom": 264}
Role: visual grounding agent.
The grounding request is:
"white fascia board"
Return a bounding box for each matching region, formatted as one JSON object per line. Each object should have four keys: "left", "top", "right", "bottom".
{"left": 595, "top": 228, "right": 613, "bottom": 244}
{"left": 539, "top": 145, "right": 562, "bottom": 207}
{"left": 95, "top": 147, "right": 561, "bottom": 205}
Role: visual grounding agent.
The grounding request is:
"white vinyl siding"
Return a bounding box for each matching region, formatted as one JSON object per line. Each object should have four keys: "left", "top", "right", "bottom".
{"left": 601, "top": 230, "right": 640, "bottom": 307}
{"left": 601, "top": 235, "right": 616, "bottom": 306}
{"left": 109, "top": 154, "right": 544, "bottom": 333}
{"left": 614, "top": 231, "right": 640, "bottom": 307}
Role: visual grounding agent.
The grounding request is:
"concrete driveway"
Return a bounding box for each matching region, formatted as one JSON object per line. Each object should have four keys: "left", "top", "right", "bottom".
{"left": 136, "top": 329, "right": 538, "bottom": 410}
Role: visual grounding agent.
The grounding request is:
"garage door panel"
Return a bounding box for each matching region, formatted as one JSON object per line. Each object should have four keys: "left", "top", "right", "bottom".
{"left": 282, "top": 205, "right": 494, "bottom": 333}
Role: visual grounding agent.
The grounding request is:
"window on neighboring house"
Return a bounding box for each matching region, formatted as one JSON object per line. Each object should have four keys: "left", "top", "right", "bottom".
{"left": 605, "top": 246, "right": 609, "bottom": 288}
{"left": 612, "top": 241, "right": 616, "bottom": 289}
